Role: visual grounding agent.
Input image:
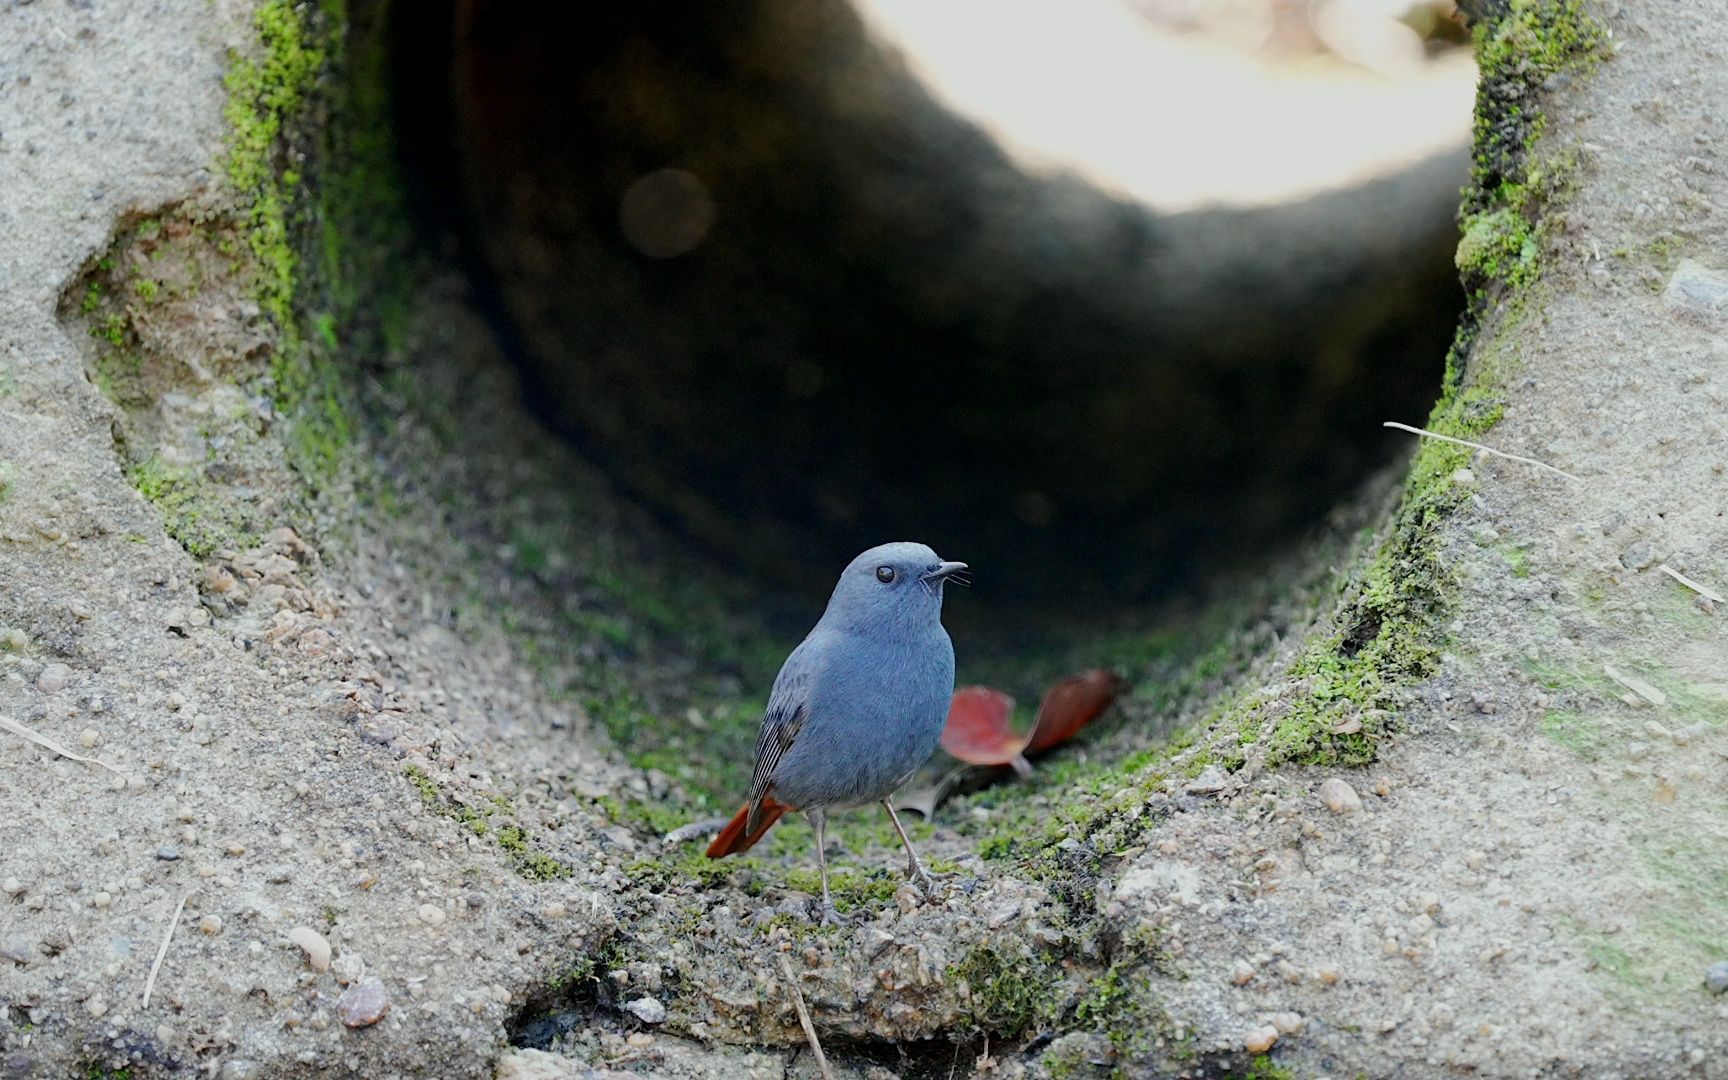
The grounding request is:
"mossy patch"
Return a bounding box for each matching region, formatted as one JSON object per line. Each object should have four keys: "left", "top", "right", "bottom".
{"left": 405, "top": 764, "right": 572, "bottom": 881}
{"left": 1460, "top": 0, "right": 1606, "bottom": 293}
{"left": 127, "top": 455, "right": 261, "bottom": 559}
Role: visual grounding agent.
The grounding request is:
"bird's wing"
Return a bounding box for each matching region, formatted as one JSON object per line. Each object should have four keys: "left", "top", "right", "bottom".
{"left": 745, "top": 639, "right": 816, "bottom": 828}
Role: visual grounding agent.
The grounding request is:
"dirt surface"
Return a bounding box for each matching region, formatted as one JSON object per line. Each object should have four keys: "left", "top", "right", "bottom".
{"left": 3, "top": 0, "right": 1726, "bottom": 1078}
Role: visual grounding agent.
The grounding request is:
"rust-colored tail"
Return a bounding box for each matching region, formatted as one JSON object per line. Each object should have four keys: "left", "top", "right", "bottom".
{"left": 706, "top": 796, "right": 791, "bottom": 857}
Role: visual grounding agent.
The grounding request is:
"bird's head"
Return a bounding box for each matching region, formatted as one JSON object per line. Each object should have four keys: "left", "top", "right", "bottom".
{"left": 820, "top": 541, "right": 968, "bottom": 636}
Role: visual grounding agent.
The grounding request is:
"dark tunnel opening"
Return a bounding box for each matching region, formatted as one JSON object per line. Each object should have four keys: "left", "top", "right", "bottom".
{"left": 385, "top": 0, "right": 1464, "bottom": 613}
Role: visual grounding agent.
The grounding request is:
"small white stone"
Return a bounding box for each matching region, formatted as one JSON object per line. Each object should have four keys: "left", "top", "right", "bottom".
{"left": 417, "top": 903, "right": 446, "bottom": 926}
{"left": 1318, "top": 778, "right": 1362, "bottom": 814}
{"left": 1464, "top": 850, "right": 1486, "bottom": 871}
{"left": 79, "top": 729, "right": 101, "bottom": 748}
{"left": 1269, "top": 1011, "right": 1305, "bottom": 1035}
{"left": 287, "top": 926, "right": 332, "bottom": 971}
{"left": 1244, "top": 1025, "right": 1278, "bottom": 1054}
{"left": 199, "top": 915, "right": 223, "bottom": 935}
{"left": 1, "top": 878, "right": 21, "bottom": 897}
{"left": 1231, "top": 960, "right": 1256, "bottom": 986}
{"left": 623, "top": 996, "right": 667, "bottom": 1024}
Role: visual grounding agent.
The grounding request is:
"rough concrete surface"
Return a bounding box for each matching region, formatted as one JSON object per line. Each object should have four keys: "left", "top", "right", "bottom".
{"left": 0, "top": 4, "right": 618, "bottom": 1077}
{"left": 3, "top": 0, "right": 1727, "bottom": 1078}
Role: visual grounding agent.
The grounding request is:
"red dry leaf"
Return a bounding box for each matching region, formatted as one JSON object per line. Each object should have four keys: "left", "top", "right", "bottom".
{"left": 1025, "top": 669, "right": 1130, "bottom": 756}
{"left": 940, "top": 686, "right": 1032, "bottom": 776}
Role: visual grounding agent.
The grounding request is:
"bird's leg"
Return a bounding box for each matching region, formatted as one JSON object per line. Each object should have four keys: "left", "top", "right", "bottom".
{"left": 808, "top": 808, "right": 845, "bottom": 927}
{"left": 882, "top": 800, "right": 940, "bottom": 897}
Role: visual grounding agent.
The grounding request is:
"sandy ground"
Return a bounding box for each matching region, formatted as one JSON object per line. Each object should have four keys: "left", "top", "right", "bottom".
{"left": 2, "top": 0, "right": 1726, "bottom": 1078}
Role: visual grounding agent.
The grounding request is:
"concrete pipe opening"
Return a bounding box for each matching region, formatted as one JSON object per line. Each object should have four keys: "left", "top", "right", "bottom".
{"left": 389, "top": 0, "right": 1472, "bottom": 617}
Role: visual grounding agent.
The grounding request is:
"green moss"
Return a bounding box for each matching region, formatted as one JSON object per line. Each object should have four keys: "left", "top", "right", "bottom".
{"left": 404, "top": 765, "right": 572, "bottom": 881}
{"left": 127, "top": 454, "right": 260, "bottom": 558}
{"left": 782, "top": 865, "right": 900, "bottom": 911}
{"left": 221, "top": 0, "right": 357, "bottom": 492}
{"left": 952, "top": 945, "right": 1062, "bottom": 1037}
{"left": 223, "top": 0, "right": 323, "bottom": 331}
{"left": 1540, "top": 709, "right": 1609, "bottom": 758}
{"left": 1230, "top": 1059, "right": 1299, "bottom": 1080}
{"left": 1460, "top": 0, "right": 1606, "bottom": 293}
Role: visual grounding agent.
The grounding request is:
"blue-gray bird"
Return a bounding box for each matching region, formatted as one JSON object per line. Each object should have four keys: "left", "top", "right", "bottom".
{"left": 707, "top": 541, "right": 967, "bottom": 923}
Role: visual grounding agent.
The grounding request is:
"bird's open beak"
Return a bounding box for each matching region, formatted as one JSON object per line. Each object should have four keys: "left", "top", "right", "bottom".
{"left": 922, "top": 560, "right": 968, "bottom": 583}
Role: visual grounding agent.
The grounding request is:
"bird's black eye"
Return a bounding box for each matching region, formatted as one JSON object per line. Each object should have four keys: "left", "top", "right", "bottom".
{"left": 875, "top": 565, "right": 896, "bottom": 583}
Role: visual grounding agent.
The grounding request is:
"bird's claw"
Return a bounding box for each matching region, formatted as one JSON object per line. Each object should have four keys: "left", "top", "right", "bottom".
{"left": 815, "top": 900, "right": 851, "bottom": 928}
{"left": 907, "top": 863, "right": 945, "bottom": 899}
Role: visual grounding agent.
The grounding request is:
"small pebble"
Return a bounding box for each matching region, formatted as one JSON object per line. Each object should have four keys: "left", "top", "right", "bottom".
{"left": 1231, "top": 960, "right": 1255, "bottom": 986}
{"left": 79, "top": 729, "right": 100, "bottom": 749}
{"left": 417, "top": 903, "right": 446, "bottom": 926}
{"left": 156, "top": 846, "right": 180, "bottom": 861}
{"left": 36, "top": 664, "right": 71, "bottom": 694}
{"left": 2, "top": 878, "right": 22, "bottom": 897}
{"left": 1464, "top": 850, "right": 1486, "bottom": 871}
{"left": 337, "top": 976, "right": 390, "bottom": 1028}
{"left": 624, "top": 996, "right": 667, "bottom": 1024}
{"left": 1318, "top": 778, "right": 1362, "bottom": 814}
{"left": 287, "top": 926, "right": 332, "bottom": 972}
{"left": 199, "top": 915, "right": 223, "bottom": 936}
{"left": 0, "top": 936, "right": 34, "bottom": 965}
{"left": 1244, "top": 1025, "right": 1279, "bottom": 1054}
{"left": 1316, "top": 966, "right": 1341, "bottom": 986}
{"left": 895, "top": 885, "right": 922, "bottom": 913}
{"left": 86, "top": 996, "right": 108, "bottom": 1019}
{"left": 1706, "top": 961, "right": 1728, "bottom": 995}
{"left": 1269, "top": 1011, "right": 1305, "bottom": 1035}
{"left": 625, "top": 1032, "right": 655, "bottom": 1048}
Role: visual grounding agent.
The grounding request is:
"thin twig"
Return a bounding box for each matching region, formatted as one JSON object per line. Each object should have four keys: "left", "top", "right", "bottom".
{"left": 777, "top": 952, "right": 833, "bottom": 1080}
{"left": 1382, "top": 422, "right": 1582, "bottom": 482}
{"left": 142, "top": 894, "right": 188, "bottom": 1008}
{"left": 0, "top": 714, "right": 128, "bottom": 780}
{"left": 1658, "top": 564, "right": 1725, "bottom": 604}
{"left": 661, "top": 816, "right": 730, "bottom": 846}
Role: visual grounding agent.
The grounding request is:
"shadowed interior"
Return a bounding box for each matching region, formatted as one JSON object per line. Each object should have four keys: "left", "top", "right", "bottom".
{"left": 391, "top": 0, "right": 1463, "bottom": 609}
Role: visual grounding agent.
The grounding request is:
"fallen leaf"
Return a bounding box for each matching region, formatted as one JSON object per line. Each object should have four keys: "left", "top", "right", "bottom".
{"left": 939, "top": 686, "right": 1031, "bottom": 775}
{"left": 1025, "top": 669, "right": 1130, "bottom": 755}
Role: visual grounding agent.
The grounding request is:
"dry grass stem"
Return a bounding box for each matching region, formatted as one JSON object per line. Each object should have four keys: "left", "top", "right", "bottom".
{"left": 1657, "top": 564, "right": 1725, "bottom": 604}
{"left": 0, "top": 714, "right": 128, "bottom": 780}
{"left": 142, "top": 893, "right": 188, "bottom": 1008}
{"left": 777, "top": 952, "right": 833, "bottom": 1080}
{"left": 1604, "top": 663, "right": 1667, "bottom": 707}
{"left": 1382, "top": 421, "right": 1582, "bottom": 482}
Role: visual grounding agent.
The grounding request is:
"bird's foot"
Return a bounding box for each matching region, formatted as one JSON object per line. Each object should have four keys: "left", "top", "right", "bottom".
{"left": 815, "top": 900, "right": 851, "bottom": 928}
{"left": 907, "top": 862, "right": 948, "bottom": 899}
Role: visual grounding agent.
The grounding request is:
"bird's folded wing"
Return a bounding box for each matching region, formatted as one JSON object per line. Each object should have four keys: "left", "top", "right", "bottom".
{"left": 746, "top": 646, "right": 814, "bottom": 825}
{"left": 748, "top": 697, "right": 806, "bottom": 807}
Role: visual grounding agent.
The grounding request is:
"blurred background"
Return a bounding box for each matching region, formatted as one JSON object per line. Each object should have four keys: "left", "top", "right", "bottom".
{"left": 397, "top": 0, "right": 1476, "bottom": 611}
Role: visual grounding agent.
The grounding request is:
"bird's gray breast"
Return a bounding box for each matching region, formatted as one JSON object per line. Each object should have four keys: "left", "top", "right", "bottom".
{"left": 768, "top": 626, "right": 954, "bottom": 809}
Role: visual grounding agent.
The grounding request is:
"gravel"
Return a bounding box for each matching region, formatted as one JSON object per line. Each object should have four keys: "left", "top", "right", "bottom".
{"left": 337, "top": 976, "right": 391, "bottom": 1028}
{"left": 1707, "top": 962, "right": 1728, "bottom": 995}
